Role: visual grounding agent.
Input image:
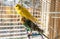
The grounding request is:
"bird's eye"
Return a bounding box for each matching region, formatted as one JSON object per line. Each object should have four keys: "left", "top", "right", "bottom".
{"left": 16, "top": 5, "right": 18, "bottom": 7}
{"left": 16, "top": 5, "right": 21, "bottom": 8}
{"left": 16, "top": 4, "right": 19, "bottom": 7}
{"left": 16, "top": 6, "right": 17, "bottom": 7}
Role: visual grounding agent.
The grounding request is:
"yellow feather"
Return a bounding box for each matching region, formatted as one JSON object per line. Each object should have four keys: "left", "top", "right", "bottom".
{"left": 14, "top": 4, "right": 41, "bottom": 24}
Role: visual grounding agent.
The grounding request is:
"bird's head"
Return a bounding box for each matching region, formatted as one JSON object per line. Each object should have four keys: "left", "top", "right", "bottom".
{"left": 15, "top": 4, "right": 22, "bottom": 10}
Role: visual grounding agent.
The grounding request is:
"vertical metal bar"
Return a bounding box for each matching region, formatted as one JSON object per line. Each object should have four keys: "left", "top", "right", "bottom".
{"left": 54, "top": 0, "right": 57, "bottom": 39}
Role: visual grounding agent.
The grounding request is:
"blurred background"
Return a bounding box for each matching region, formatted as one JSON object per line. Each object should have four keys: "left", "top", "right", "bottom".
{"left": 0, "top": 0, "right": 60, "bottom": 39}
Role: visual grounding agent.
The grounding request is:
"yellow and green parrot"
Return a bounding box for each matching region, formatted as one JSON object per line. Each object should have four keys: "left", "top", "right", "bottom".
{"left": 14, "top": 3, "right": 44, "bottom": 34}
{"left": 14, "top": 4, "right": 49, "bottom": 39}
{"left": 14, "top": 4, "right": 41, "bottom": 24}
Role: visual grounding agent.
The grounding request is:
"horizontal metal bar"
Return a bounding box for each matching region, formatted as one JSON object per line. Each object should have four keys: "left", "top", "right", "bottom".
{"left": 52, "top": 17, "right": 60, "bottom": 18}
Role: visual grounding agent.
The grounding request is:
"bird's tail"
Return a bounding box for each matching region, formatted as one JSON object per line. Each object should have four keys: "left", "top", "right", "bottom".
{"left": 42, "top": 34, "right": 49, "bottom": 39}
{"left": 39, "top": 32, "right": 49, "bottom": 39}
{"left": 38, "top": 30, "right": 49, "bottom": 39}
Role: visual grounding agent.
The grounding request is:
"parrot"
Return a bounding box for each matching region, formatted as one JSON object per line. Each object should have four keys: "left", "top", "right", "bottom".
{"left": 14, "top": 4, "right": 41, "bottom": 24}
{"left": 14, "top": 4, "right": 49, "bottom": 39}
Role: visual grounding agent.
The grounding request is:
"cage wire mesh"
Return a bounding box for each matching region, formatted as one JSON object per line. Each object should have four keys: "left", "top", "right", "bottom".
{"left": 0, "top": 0, "right": 28, "bottom": 39}
{"left": 0, "top": 0, "right": 49, "bottom": 39}
{"left": 41, "top": 0, "right": 60, "bottom": 39}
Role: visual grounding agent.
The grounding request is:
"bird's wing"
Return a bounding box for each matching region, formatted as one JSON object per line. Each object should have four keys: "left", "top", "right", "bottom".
{"left": 15, "top": 4, "right": 41, "bottom": 24}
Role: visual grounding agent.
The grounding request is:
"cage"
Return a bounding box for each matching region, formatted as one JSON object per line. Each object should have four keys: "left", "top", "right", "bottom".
{"left": 0, "top": 0, "right": 59, "bottom": 39}
{"left": 0, "top": 0, "right": 28, "bottom": 39}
